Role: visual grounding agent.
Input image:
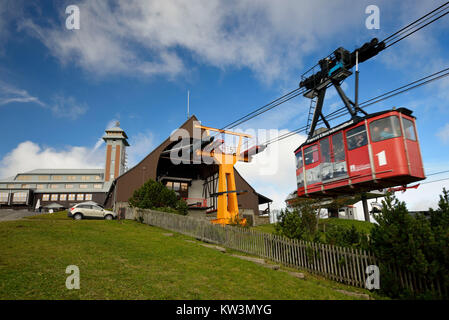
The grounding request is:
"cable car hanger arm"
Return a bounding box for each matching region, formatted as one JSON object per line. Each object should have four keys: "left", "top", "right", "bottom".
{"left": 300, "top": 38, "right": 385, "bottom": 138}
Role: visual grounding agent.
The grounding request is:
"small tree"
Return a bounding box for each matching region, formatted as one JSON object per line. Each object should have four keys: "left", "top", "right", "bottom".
{"left": 128, "top": 179, "right": 188, "bottom": 215}
{"left": 275, "top": 199, "right": 321, "bottom": 241}
{"left": 369, "top": 191, "right": 448, "bottom": 298}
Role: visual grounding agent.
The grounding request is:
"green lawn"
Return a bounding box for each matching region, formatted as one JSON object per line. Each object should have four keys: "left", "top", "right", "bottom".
{"left": 0, "top": 212, "right": 374, "bottom": 300}
{"left": 319, "top": 218, "right": 374, "bottom": 234}
{"left": 253, "top": 218, "right": 374, "bottom": 235}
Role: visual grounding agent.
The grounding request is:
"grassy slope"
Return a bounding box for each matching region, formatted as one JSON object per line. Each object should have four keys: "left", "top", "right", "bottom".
{"left": 319, "top": 218, "right": 374, "bottom": 234}
{"left": 0, "top": 212, "right": 373, "bottom": 300}
{"left": 253, "top": 218, "right": 374, "bottom": 235}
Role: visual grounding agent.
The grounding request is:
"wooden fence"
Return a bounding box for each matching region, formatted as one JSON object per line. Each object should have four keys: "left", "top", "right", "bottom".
{"left": 133, "top": 208, "right": 448, "bottom": 297}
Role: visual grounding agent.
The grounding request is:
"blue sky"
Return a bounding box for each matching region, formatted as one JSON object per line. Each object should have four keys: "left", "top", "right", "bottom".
{"left": 1, "top": 0, "right": 449, "bottom": 210}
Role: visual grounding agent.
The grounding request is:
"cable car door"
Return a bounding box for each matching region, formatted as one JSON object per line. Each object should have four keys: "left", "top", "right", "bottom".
{"left": 331, "top": 132, "right": 348, "bottom": 179}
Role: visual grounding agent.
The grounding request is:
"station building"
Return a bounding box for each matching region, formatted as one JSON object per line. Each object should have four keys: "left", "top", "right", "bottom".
{"left": 0, "top": 122, "right": 126, "bottom": 211}
{"left": 105, "top": 116, "right": 272, "bottom": 224}
{"left": 0, "top": 117, "right": 272, "bottom": 224}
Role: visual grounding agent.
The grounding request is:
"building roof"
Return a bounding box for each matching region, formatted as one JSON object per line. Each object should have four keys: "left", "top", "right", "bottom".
{"left": 257, "top": 193, "right": 273, "bottom": 205}
{"left": 103, "top": 121, "right": 129, "bottom": 143}
{"left": 21, "top": 169, "right": 104, "bottom": 175}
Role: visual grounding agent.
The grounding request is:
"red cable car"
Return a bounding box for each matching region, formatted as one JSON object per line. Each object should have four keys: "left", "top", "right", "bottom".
{"left": 294, "top": 107, "right": 425, "bottom": 197}
{"left": 293, "top": 38, "right": 426, "bottom": 199}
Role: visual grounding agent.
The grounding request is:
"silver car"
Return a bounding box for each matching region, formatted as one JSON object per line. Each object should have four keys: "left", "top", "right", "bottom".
{"left": 68, "top": 202, "right": 116, "bottom": 220}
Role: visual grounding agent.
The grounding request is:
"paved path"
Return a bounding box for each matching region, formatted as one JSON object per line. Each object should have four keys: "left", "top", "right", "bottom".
{"left": 0, "top": 209, "right": 37, "bottom": 221}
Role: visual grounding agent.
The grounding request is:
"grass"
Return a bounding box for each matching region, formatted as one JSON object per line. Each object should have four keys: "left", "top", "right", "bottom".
{"left": 318, "top": 218, "right": 374, "bottom": 234}
{"left": 253, "top": 218, "right": 374, "bottom": 236}
{"left": 0, "top": 212, "right": 375, "bottom": 300}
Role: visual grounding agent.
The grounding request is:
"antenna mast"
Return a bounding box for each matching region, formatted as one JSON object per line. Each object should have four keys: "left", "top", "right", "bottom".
{"left": 187, "top": 90, "right": 190, "bottom": 119}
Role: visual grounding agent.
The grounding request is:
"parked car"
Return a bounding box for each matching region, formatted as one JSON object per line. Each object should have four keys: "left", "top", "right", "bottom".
{"left": 68, "top": 202, "right": 116, "bottom": 220}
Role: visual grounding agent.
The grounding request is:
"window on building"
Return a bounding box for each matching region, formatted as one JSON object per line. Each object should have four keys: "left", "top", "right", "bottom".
{"left": 36, "top": 184, "right": 45, "bottom": 189}
{"left": 0, "top": 192, "right": 9, "bottom": 203}
{"left": 85, "top": 194, "right": 92, "bottom": 201}
{"left": 94, "top": 184, "right": 103, "bottom": 189}
{"left": 67, "top": 176, "right": 77, "bottom": 181}
{"left": 50, "top": 184, "right": 60, "bottom": 189}
{"left": 21, "top": 184, "right": 30, "bottom": 189}
{"left": 13, "top": 192, "right": 27, "bottom": 203}
{"left": 77, "top": 194, "right": 84, "bottom": 201}
{"left": 65, "top": 184, "right": 74, "bottom": 189}
{"left": 166, "top": 181, "right": 173, "bottom": 189}
{"left": 95, "top": 176, "right": 102, "bottom": 180}
{"left": 42, "top": 194, "right": 50, "bottom": 201}
{"left": 17, "top": 175, "right": 31, "bottom": 181}
{"left": 52, "top": 176, "right": 63, "bottom": 180}
{"left": 81, "top": 176, "right": 91, "bottom": 181}
{"left": 7, "top": 184, "right": 14, "bottom": 189}
{"left": 79, "top": 184, "right": 88, "bottom": 189}
{"left": 180, "top": 183, "right": 188, "bottom": 191}
{"left": 370, "top": 116, "right": 401, "bottom": 142}
{"left": 51, "top": 194, "right": 59, "bottom": 201}
{"left": 38, "top": 176, "right": 50, "bottom": 181}
{"left": 347, "top": 125, "right": 368, "bottom": 150}
{"left": 172, "top": 182, "right": 180, "bottom": 191}
{"left": 59, "top": 194, "right": 67, "bottom": 201}
{"left": 68, "top": 194, "right": 76, "bottom": 201}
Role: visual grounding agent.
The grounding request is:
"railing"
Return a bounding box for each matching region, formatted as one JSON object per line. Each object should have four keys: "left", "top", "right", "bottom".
{"left": 132, "top": 208, "right": 448, "bottom": 297}
{"left": 183, "top": 197, "right": 207, "bottom": 208}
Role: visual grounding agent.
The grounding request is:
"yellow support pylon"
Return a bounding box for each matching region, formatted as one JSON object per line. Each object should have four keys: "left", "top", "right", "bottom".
{"left": 195, "top": 124, "right": 252, "bottom": 226}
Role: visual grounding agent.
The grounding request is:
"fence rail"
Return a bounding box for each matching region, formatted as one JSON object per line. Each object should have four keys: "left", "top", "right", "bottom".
{"left": 133, "top": 208, "right": 447, "bottom": 297}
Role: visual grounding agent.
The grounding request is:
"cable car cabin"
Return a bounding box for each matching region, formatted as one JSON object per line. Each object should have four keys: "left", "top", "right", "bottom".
{"left": 294, "top": 108, "right": 425, "bottom": 198}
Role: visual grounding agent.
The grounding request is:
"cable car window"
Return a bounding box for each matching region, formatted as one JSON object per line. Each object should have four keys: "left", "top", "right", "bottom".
{"left": 370, "top": 116, "right": 401, "bottom": 142}
{"left": 402, "top": 118, "right": 416, "bottom": 141}
{"left": 320, "top": 138, "right": 333, "bottom": 181}
{"left": 320, "top": 138, "right": 331, "bottom": 163}
{"left": 304, "top": 145, "right": 319, "bottom": 165}
{"left": 346, "top": 125, "right": 368, "bottom": 150}
{"left": 332, "top": 133, "right": 345, "bottom": 162}
{"left": 295, "top": 150, "right": 303, "bottom": 169}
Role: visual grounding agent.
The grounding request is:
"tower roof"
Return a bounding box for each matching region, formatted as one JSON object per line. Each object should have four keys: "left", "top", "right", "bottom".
{"left": 102, "top": 121, "right": 130, "bottom": 145}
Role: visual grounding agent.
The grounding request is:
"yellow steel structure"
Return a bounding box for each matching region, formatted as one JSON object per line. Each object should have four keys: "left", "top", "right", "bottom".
{"left": 195, "top": 124, "right": 252, "bottom": 226}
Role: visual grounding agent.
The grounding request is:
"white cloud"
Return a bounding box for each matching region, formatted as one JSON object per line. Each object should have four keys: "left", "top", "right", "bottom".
{"left": 0, "top": 81, "right": 45, "bottom": 107}
{"left": 19, "top": 0, "right": 371, "bottom": 83}
{"left": 437, "top": 123, "right": 449, "bottom": 143}
{"left": 0, "top": 81, "right": 88, "bottom": 119}
{"left": 127, "top": 130, "right": 155, "bottom": 167}
{"left": 396, "top": 180, "right": 449, "bottom": 211}
{"left": 236, "top": 130, "right": 306, "bottom": 210}
{"left": 49, "top": 95, "right": 88, "bottom": 120}
{"left": 0, "top": 141, "right": 104, "bottom": 179}
{"left": 0, "top": 125, "right": 156, "bottom": 179}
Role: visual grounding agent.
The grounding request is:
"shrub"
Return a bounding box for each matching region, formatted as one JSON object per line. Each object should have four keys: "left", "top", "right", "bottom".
{"left": 128, "top": 179, "right": 188, "bottom": 215}
{"left": 275, "top": 201, "right": 319, "bottom": 242}
{"left": 370, "top": 190, "right": 449, "bottom": 299}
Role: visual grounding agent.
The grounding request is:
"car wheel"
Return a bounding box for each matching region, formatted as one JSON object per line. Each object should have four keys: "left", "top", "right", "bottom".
{"left": 104, "top": 214, "right": 113, "bottom": 220}
{"left": 74, "top": 213, "right": 82, "bottom": 220}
